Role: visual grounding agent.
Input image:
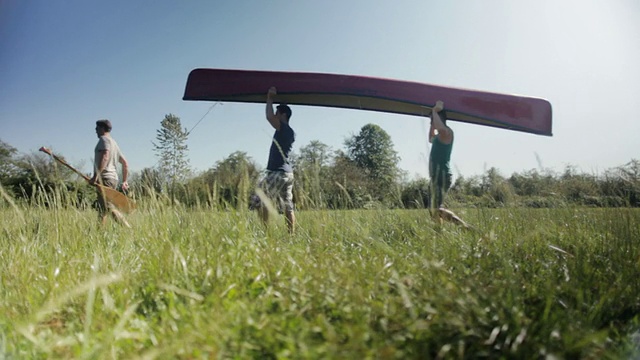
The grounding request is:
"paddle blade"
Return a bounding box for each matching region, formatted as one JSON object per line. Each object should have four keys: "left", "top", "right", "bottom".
{"left": 99, "top": 185, "right": 136, "bottom": 213}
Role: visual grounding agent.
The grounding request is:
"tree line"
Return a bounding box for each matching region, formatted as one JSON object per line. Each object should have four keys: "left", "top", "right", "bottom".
{"left": 1, "top": 115, "right": 639, "bottom": 210}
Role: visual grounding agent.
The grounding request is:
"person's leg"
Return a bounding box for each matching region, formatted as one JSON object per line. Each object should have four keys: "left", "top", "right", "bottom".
{"left": 96, "top": 187, "right": 109, "bottom": 225}
{"left": 285, "top": 210, "right": 295, "bottom": 234}
{"left": 259, "top": 203, "right": 269, "bottom": 226}
{"left": 429, "top": 177, "right": 436, "bottom": 212}
{"left": 436, "top": 173, "right": 472, "bottom": 228}
{"left": 255, "top": 172, "right": 276, "bottom": 229}
{"left": 430, "top": 177, "right": 443, "bottom": 222}
{"left": 282, "top": 172, "right": 295, "bottom": 234}
{"left": 110, "top": 209, "right": 131, "bottom": 228}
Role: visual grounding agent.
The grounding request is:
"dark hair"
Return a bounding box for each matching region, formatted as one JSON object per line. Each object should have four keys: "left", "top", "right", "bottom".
{"left": 276, "top": 104, "right": 292, "bottom": 120}
{"left": 96, "top": 119, "right": 112, "bottom": 131}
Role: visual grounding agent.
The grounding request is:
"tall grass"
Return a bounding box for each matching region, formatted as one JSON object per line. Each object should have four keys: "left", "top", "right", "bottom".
{"left": 0, "top": 187, "right": 638, "bottom": 358}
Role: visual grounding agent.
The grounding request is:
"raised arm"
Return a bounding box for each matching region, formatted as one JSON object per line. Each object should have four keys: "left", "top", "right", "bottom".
{"left": 265, "top": 86, "right": 281, "bottom": 130}
{"left": 430, "top": 100, "right": 452, "bottom": 143}
{"left": 428, "top": 123, "right": 436, "bottom": 143}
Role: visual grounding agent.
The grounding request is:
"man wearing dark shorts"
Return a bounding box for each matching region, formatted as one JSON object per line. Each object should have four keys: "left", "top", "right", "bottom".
{"left": 250, "top": 87, "right": 296, "bottom": 233}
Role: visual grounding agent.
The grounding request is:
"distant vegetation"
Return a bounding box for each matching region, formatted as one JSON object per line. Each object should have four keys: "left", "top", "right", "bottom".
{"left": 1, "top": 131, "right": 638, "bottom": 212}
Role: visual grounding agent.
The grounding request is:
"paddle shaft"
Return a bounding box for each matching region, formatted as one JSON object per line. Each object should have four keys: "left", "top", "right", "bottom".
{"left": 39, "top": 147, "right": 92, "bottom": 182}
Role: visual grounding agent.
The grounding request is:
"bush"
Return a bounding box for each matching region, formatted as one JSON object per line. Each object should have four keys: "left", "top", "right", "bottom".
{"left": 521, "top": 196, "right": 567, "bottom": 208}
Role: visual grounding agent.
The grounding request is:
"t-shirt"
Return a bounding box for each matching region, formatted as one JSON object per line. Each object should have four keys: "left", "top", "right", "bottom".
{"left": 266, "top": 121, "right": 295, "bottom": 173}
{"left": 94, "top": 135, "right": 123, "bottom": 181}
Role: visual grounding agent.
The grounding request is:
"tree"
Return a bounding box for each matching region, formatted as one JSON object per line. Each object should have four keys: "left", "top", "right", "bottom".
{"left": 153, "top": 114, "right": 191, "bottom": 189}
{"left": 557, "top": 165, "right": 598, "bottom": 204}
{"left": 602, "top": 159, "right": 640, "bottom": 206}
{"left": 213, "top": 151, "right": 259, "bottom": 208}
{"left": 326, "top": 150, "right": 372, "bottom": 209}
{"left": 480, "top": 167, "right": 514, "bottom": 206}
{"left": 344, "top": 124, "right": 401, "bottom": 202}
{"left": 4, "top": 149, "right": 87, "bottom": 206}
{"left": 298, "top": 140, "right": 332, "bottom": 169}
{"left": 190, "top": 151, "right": 259, "bottom": 209}
{"left": 0, "top": 139, "right": 19, "bottom": 186}
{"left": 296, "top": 140, "right": 333, "bottom": 209}
{"left": 134, "top": 167, "right": 163, "bottom": 196}
{"left": 400, "top": 177, "right": 430, "bottom": 209}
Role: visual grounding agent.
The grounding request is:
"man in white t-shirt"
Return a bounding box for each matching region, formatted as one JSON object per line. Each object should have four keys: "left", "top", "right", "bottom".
{"left": 90, "top": 119, "right": 130, "bottom": 227}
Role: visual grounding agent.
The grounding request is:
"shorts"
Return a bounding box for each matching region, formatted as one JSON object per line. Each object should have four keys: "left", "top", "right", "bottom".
{"left": 430, "top": 170, "right": 452, "bottom": 209}
{"left": 96, "top": 177, "right": 118, "bottom": 214}
{"left": 250, "top": 170, "right": 294, "bottom": 213}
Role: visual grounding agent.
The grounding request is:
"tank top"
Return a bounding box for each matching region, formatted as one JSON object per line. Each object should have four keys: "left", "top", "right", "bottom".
{"left": 429, "top": 134, "right": 453, "bottom": 177}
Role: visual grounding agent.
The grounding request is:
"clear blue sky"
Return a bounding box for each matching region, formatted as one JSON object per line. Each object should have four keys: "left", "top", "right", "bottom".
{"left": 1, "top": 0, "right": 639, "bottom": 180}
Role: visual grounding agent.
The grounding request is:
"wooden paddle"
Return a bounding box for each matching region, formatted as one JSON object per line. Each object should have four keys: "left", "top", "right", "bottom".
{"left": 39, "top": 147, "right": 135, "bottom": 213}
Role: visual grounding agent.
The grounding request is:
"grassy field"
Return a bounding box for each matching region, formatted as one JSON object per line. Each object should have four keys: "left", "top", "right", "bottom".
{"left": 0, "top": 200, "right": 639, "bottom": 358}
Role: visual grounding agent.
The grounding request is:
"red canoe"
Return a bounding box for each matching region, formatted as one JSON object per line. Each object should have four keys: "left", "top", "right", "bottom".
{"left": 183, "top": 68, "right": 552, "bottom": 136}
